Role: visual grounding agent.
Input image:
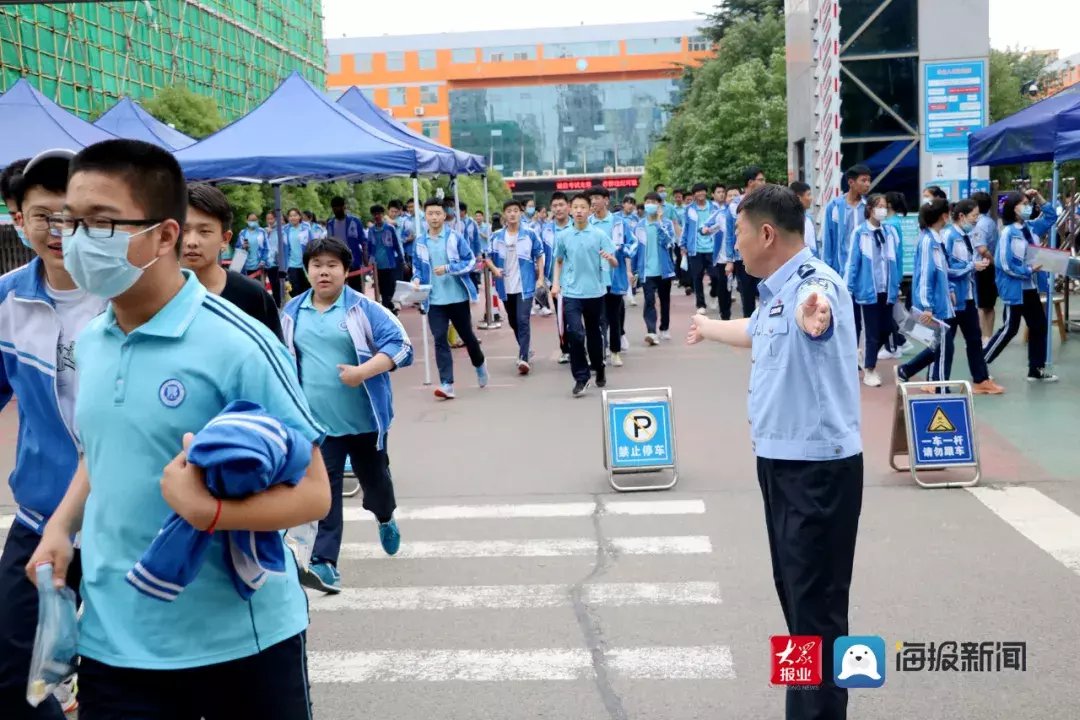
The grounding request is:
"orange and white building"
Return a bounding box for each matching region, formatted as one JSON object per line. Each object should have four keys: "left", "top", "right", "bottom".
{"left": 325, "top": 21, "right": 712, "bottom": 194}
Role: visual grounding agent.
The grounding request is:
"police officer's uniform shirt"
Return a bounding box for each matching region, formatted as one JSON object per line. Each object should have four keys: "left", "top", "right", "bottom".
{"left": 747, "top": 248, "right": 861, "bottom": 462}
{"left": 74, "top": 271, "right": 324, "bottom": 669}
{"left": 554, "top": 225, "right": 615, "bottom": 299}
{"left": 502, "top": 230, "right": 523, "bottom": 295}
{"left": 294, "top": 290, "right": 377, "bottom": 437}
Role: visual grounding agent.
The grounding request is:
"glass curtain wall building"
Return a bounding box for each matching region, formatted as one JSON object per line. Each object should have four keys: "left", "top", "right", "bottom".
{"left": 0, "top": 1, "right": 325, "bottom": 120}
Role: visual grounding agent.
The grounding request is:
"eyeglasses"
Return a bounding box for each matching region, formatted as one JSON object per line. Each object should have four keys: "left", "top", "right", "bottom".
{"left": 22, "top": 211, "right": 54, "bottom": 231}
{"left": 47, "top": 214, "right": 164, "bottom": 240}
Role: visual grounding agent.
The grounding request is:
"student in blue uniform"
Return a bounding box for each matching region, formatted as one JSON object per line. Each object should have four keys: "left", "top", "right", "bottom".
{"left": 281, "top": 236, "right": 412, "bottom": 593}
{"left": 284, "top": 207, "right": 311, "bottom": 296}
{"left": 843, "top": 194, "right": 901, "bottom": 388}
{"left": 549, "top": 192, "right": 575, "bottom": 362}
{"left": 970, "top": 191, "right": 999, "bottom": 340}
{"left": 552, "top": 193, "right": 617, "bottom": 397}
{"left": 263, "top": 210, "right": 284, "bottom": 306}
{"left": 982, "top": 189, "right": 1059, "bottom": 382}
{"left": 896, "top": 198, "right": 956, "bottom": 383}
{"left": 367, "top": 204, "right": 405, "bottom": 314}
{"left": 790, "top": 181, "right": 818, "bottom": 257}
{"left": 822, "top": 164, "right": 870, "bottom": 274}
{"left": 303, "top": 210, "right": 326, "bottom": 240}
{"left": 28, "top": 138, "right": 330, "bottom": 718}
{"left": 687, "top": 185, "right": 862, "bottom": 720}
{"left": 413, "top": 198, "right": 488, "bottom": 400}
{"left": 679, "top": 183, "right": 715, "bottom": 315}
{"left": 701, "top": 193, "right": 735, "bottom": 320}
{"left": 235, "top": 212, "right": 269, "bottom": 278}
{"left": 941, "top": 199, "right": 1003, "bottom": 394}
{"left": 327, "top": 196, "right": 367, "bottom": 295}
{"left": 587, "top": 186, "right": 631, "bottom": 365}
{"left": 725, "top": 168, "right": 768, "bottom": 317}
{"left": 633, "top": 192, "right": 678, "bottom": 344}
{"left": 0, "top": 149, "right": 105, "bottom": 719}
{"left": 486, "top": 199, "right": 545, "bottom": 374}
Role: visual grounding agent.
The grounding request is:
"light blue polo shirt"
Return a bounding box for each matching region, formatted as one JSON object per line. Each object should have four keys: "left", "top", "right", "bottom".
{"left": 285, "top": 223, "right": 309, "bottom": 269}
{"left": 74, "top": 271, "right": 324, "bottom": 670}
{"left": 294, "top": 290, "right": 377, "bottom": 437}
{"left": 554, "top": 225, "right": 615, "bottom": 299}
{"left": 645, "top": 222, "right": 662, "bottom": 278}
{"left": 427, "top": 229, "right": 469, "bottom": 306}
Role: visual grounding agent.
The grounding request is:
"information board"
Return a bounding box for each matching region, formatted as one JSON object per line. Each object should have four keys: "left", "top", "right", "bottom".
{"left": 907, "top": 396, "right": 976, "bottom": 468}
{"left": 608, "top": 401, "right": 674, "bottom": 470}
{"left": 925, "top": 61, "right": 987, "bottom": 153}
{"left": 892, "top": 215, "right": 920, "bottom": 277}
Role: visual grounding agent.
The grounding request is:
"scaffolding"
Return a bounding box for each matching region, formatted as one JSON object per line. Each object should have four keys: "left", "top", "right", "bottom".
{"left": 0, "top": 1, "right": 326, "bottom": 121}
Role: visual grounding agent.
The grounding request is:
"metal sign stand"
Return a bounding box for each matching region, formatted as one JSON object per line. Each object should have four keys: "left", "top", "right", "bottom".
{"left": 890, "top": 378, "right": 981, "bottom": 488}
{"left": 601, "top": 387, "right": 678, "bottom": 492}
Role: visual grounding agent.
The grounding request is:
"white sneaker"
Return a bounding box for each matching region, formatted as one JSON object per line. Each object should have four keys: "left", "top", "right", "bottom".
{"left": 877, "top": 347, "right": 899, "bottom": 361}
{"left": 621, "top": 335, "right": 629, "bottom": 351}
{"left": 629, "top": 295, "right": 638, "bottom": 306}
{"left": 645, "top": 333, "right": 659, "bottom": 346}
{"left": 696, "top": 308, "right": 707, "bottom": 316}
{"left": 863, "top": 369, "right": 882, "bottom": 387}
{"left": 530, "top": 305, "right": 538, "bottom": 315}
{"left": 558, "top": 353, "right": 570, "bottom": 364}
{"left": 539, "top": 307, "right": 553, "bottom": 316}
{"left": 611, "top": 352, "right": 624, "bottom": 367}
{"left": 659, "top": 330, "right": 671, "bottom": 341}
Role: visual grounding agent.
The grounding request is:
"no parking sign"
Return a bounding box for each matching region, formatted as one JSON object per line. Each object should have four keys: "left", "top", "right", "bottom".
{"left": 601, "top": 388, "right": 678, "bottom": 492}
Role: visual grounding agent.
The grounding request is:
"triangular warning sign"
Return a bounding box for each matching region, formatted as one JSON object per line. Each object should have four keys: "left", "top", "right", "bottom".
{"left": 927, "top": 406, "right": 955, "bottom": 433}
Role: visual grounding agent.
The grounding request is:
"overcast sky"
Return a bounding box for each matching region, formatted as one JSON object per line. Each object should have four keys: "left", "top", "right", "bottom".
{"left": 322, "top": 0, "right": 1080, "bottom": 57}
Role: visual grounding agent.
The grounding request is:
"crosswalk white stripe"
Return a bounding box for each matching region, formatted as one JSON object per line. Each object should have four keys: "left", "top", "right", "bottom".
{"left": 308, "top": 646, "right": 736, "bottom": 682}
{"left": 968, "top": 486, "right": 1080, "bottom": 574}
{"left": 338, "top": 535, "right": 713, "bottom": 560}
{"left": 342, "top": 499, "right": 705, "bottom": 522}
{"left": 306, "top": 581, "right": 722, "bottom": 611}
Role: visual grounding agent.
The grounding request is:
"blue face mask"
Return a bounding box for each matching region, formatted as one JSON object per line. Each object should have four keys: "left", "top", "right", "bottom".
{"left": 658, "top": 192, "right": 667, "bottom": 202}
{"left": 644, "top": 203, "right": 659, "bottom": 216}
{"left": 960, "top": 221, "right": 974, "bottom": 233}
{"left": 247, "top": 220, "right": 259, "bottom": 229}
{"left": 1019, "top": 205, "right": 1033, "bottom": 221}
{"left": 62, "top": 224, "right": 161, "bottom": 299}
{"left": 525, "top": 207, "right": 536, "bottom": 217}
{"left": 15, "top": 226, "right": 31, "bottom": 249}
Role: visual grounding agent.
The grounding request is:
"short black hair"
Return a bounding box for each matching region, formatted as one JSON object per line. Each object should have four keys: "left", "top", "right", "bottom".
{"left": 885, "top": 191, "right": 908, "bottom": 216}
{"left": 918, "top": 198, "right": 950, "bottom": 229}
{"left": 712, "top": 183, "right": 727, "bottom": 193}
{"left": 458, "top": 201, "right": 468, "bottom": 212}
{"left": 331, "top": 196, "right": 346, "bottom": 207}
{"left": 691, "top": 182, "right": 708, "bottom": 194}
{"left": 654, "top": 183, "right": 666, "bottom": 191}
{"left": 12, "top": 156, "right": 68, "bottom": 211}
{"left": 742, "top": 166, "right": 764, "bottom": 186}
{"left": 423, "top": 197, "right": 444, "bottom": 210}
{"left": 302, "top": 210, "right": 316, "bottom": 221}
{"left": 70, "top": 139, "right": 187, "bottom": 224}
{"left": 644, "top": 191, "right": 662, "bottom": 203}
{"left": 186, "top": 183, "right": 232, "bottom": 230}
{"left": 622, "top": 195, "right": 637, "bottom": 205}
{"left": 388, "top": 199, "right": 403, "bottom": 210}
{"left": 303, "top": 236, "right": 353, "bottom": 269}
{"left": 951, "top": 198, "right": 977, "bottom": 220}
{"left": 370, "top": 204, "right": 386, "bottom": 215}
{"left": 587, "top": 186, "right": 609, "bottom": 199}
{"left": 971, "top": 191, "right": 993, "bottom": 215}
{"left": 0, "top": 158, "right": 30, "bottom": 205}
{"left": 736, "top": 184, "right": 805, "bottom": 237}
{"left": 789, "top": 181, "right": 811, "bottom": 195}
{"left": 924, "top": 185, "right": 947, "bottom": 200}
{"left": 674, "top": 188, "right": 686, "bottom": 196}
{"left": 550, "top": 191, "right": 568, "bottom": 203}
{"left": 846, "top": 164, "right": 872, "bottom": 182}
{"left": 286, "top": 207, "right": 301, "bottom": 217}
{"left": 570, "top": 192, "right": 591, "bottom": 206}
{"left": 503, "top": 198, "right": 523, "bottom": 211}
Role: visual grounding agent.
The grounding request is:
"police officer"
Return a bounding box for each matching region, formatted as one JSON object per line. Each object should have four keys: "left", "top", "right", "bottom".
{"left": 687, "top": 185, "right": 863, "bottom": 720}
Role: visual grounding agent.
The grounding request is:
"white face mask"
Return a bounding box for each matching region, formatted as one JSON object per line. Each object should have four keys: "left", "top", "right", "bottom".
{"left": 62, "top": 224, "right": 161, "bottom": 299}
{"left": 873, "top": 207, "right": 888, "bottom": 222}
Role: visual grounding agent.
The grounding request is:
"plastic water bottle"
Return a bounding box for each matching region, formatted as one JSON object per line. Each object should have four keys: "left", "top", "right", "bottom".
{"left": 26, "top": 563, "right": 78, "bottom": 707}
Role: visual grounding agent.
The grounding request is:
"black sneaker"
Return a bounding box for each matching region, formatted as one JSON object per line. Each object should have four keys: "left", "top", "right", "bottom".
{"left": 596, "top": 372, "right": 607, "bottom": 388}
{"left": 1027, "top": 368, "right": 1059, "bottom": 383}
{"left": 572, "top": 380, "right": 590, "bottom": 397}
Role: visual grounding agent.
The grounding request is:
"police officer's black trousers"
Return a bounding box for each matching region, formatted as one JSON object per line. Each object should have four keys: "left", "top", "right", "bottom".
{"left": 757, "top": 454, "right": 864, "bottom": 720}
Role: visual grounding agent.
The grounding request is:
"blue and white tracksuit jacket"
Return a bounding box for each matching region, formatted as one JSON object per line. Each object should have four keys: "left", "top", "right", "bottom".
{"left": 326, "top": 214, "right": 368, "bottom": 272}
{"left": 126, "top": 401, "right": 313, "bottom": 602}
{"left": 679, "top": 203, "right": 715, "bottom": 254}
{"left": 608, "top": 217, "right": 638, "bottom": 296}
{"left": 366, "top": 223, "right": 405, "bottom": 270}
{"left": 0, "top": 259, "right": 106, "bottom": 534}
{"left": 943, "top": 225, "right": 979, "bottom": 307}
{"left": 995, "top": 204, "right": 1058, "bottom": 306}
{"left": 701, "top": 207, "right": 731, "bottom": 264}
{"left": 412, "top": 227, "right": 479, "bottom": 311}
{"left": 281, "top": 286, "right": 413, "bottom": 450}
{"left": 632, "top": 219, "right": 678, "bottom": 280}
{"left": 911, "top": 229, "right": 955, "bottom": 321}
{"left": 843, "top": 221, "right": 901, "bottom": 306}
{"left": 489, "top": 227, "right": 545, "bottom": 301}
{"left": 823, "top": 195, "right": 867, "bottom": 274}
{"left": 235, "top": 228, "right": 270, "bottom": 272}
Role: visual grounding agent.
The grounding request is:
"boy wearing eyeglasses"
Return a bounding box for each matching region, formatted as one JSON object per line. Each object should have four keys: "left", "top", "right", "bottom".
{"left": 0, "top": 148, "right": 106, "bottom": 718}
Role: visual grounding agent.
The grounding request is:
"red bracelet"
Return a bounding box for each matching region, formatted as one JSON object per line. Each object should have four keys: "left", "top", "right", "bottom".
{"left": 206, "top": 499, "right": 223, "bottom": 534}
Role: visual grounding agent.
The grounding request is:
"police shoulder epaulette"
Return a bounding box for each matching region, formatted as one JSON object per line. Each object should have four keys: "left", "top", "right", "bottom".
{"left": 797, "top": 263, "right": 816, "bottom": 279}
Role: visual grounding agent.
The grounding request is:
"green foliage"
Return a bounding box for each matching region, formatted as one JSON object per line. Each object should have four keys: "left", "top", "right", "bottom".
{"left": 640, "top": 144, "right": 672, "bottom": 195}
{"left": 142, "top": 84, "right": 224, "bottom": 139}
{"left": 702, "top": 0, "right": 784, "bottom": 43}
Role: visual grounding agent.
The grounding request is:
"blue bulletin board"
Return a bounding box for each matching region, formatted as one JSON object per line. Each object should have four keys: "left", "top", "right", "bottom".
{"left": 907, "top": 396, "right": 976, "bottom": 468}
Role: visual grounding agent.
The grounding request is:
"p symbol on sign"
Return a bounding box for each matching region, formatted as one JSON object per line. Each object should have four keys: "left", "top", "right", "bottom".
{"left": 623, "top": 409, "right": 658, "bottom": 443}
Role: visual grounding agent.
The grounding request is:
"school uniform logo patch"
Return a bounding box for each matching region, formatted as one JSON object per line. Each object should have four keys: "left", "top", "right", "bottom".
{"left": 338, "top": 320, "right": 348, "bottom": 331}
{"left": 159, "top": 379, "right": 186, "bottom": 408}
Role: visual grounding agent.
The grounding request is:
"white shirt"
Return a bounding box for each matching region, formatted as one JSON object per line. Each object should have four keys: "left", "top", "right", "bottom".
{"left": 503, "top": 231, "right": 523, "bottom": 295}
{"left": 46, "top": 282, "right": 99, "bottom": 435}
{"left": 803, "top": 213, "right": 817, "bottom": 255}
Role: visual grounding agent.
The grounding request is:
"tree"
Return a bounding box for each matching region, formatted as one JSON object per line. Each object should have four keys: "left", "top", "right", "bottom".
{"left": 142, "top": 84, "right": 224, "bottom": 139}
{"left": 640, "top": 144, "right": 672, "bottom": 195}
{"left": 702, "top": 0, "right": 784, "bottom": 43}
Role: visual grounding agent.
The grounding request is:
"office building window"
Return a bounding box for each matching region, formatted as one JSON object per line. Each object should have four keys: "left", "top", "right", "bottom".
{"left": 452, "top": 48, "right": 477, "bottom": 63}
{"left": 418, "top": 50, "right": 437, "bottom": 69}
{"left": 542, "top": 41, "right": 618, "bottom": 59}
{"left": 420, "top": 85, "right": 439, "bottom": 104}
{"left": 625, "top": 38, "right": 682, "bottom": 55}
{"left": 688, "top": 36, "right": 710, "bottom": 52}
{"left": 421, "top": 121, "right": 440, "bottom": 138}
{"left": 361, "top": 88, "right": 375, "bottom": 101}
{"left": 840, "top": 0, "right": 917, "bottom": 54}
{"left": 386, "top": 51, "right": 405, "bottom": 71}
{"left": 353, "top": 53, "right": 372, "bottom": 73}
{"left": 388, "top": 87, "right": 407, "bottom": 106}
{"left": 483, "top": 45, "right": 536, "bottom": 62}
{"left": 327, "top": 54, "right": 341, "bottom": 74}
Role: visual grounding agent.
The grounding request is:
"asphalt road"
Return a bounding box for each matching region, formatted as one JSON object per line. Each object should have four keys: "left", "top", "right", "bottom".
{"left": 2, "top": 288, "right": 1079, "bottom": 720}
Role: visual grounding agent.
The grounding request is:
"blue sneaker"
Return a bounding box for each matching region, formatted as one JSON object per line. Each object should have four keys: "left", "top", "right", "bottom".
{"left": 476, "top": 362, "right": 489, "bottom": 388}
{"left": 378, "top": 518, "right": 401, "bottom": 556}
{"left": 300, "top": 560, "right": 341, "bottom": 594}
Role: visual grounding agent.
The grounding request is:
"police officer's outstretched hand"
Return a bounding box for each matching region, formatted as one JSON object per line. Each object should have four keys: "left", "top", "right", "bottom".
{"left": 797, "top": 292, "right": 832, "bottom": 338}
{"left": 686, "top": 314, "right": 707, "bottom": 345}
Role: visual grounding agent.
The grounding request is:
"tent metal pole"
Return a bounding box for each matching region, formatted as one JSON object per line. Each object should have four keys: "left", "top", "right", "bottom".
{"left": 483, "top": 174, "right": 493, "bottom": 325}
{"left": 412, "top": 176, "right": 432, "bottom": 386}
{"left": 1047, "top": 162, "right": 1060, "bottom": 369}
{"left": 274, "top": 184, "right": 285, "bottom": 306}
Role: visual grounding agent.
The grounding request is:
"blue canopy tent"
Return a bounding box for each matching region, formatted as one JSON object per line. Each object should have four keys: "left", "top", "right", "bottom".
{"left": 336, "top": 87, "right": 485, "bottom": 175}
{"left": 0, "top": 78, "right": 116, "bottom": 171}
{"left": 94, "top": 97, "right": 196, "bottom": 151}
{"left": 967, "top": 85, "right": 1080, "bottom": 366}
